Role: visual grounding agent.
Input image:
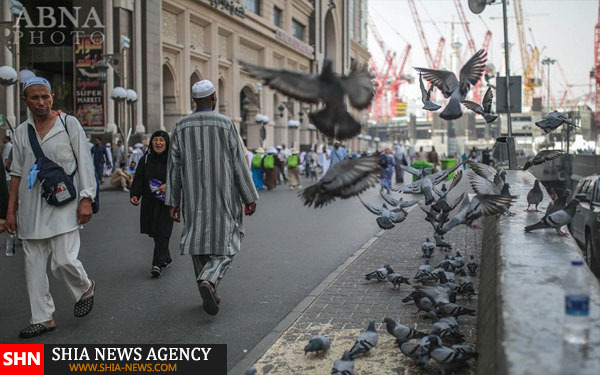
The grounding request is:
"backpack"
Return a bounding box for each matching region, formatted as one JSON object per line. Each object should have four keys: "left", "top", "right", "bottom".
{"left": 251, "top": 154, "right": 262, "bottom": 168}
{"left": 263, "top": 154, "right": 275, "bottom": 169}
{"left": 379, "top": 154, "right": 389, "bottom": 168}
{"left": 288, "top": 154, "right": 298, "bottom": 168}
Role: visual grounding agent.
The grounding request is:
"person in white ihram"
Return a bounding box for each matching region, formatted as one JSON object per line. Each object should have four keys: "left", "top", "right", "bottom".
{"left": 5, "top": 77, "right": 97, "bottom": 338}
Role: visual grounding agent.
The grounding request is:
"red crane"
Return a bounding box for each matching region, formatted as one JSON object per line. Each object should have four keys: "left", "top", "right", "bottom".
{"left": 389, "top": 44, "right": 412, "bottom": 117}
{"left": 408, "top": 0, "right": 445, "bottom": 69}
{"left": 368, "top": 20, "right": 397, "bottom": 121}
{"left": 594, "top": 0, "right": 600, "bottom": 128}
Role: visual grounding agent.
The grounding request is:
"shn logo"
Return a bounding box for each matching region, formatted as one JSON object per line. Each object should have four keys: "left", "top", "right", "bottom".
{"left": 3, "top": 352, "right": 40, "bottom": 366}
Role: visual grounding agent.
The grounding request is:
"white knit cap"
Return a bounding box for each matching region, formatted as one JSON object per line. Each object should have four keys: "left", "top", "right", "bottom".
{"left": 192, "top": 79, "right": 216, "bottom": 98}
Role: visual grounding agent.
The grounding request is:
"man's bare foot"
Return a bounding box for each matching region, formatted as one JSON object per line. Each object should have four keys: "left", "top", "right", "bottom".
{"left": 80, "top": 280, "right": 94, "bottom": 300}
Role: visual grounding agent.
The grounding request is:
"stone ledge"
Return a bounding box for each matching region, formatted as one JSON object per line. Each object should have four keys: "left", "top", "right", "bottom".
{"left": 479, "top": 170, "right": 600, "bottom": 375}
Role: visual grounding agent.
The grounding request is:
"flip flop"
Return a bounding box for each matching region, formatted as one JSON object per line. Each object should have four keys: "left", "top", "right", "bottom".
{"left": 199, "top": 281, "right": 219, "bottom": 316}
{"left": 74, "top": 280, "right": 95, "bottom": 317}
{"left": 19, "top": 323, "right": 55, "bottom": 338}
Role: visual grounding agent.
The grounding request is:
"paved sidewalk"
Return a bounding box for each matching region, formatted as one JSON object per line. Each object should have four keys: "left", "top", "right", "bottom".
{"left": 248, "top": 190, "right": 481, "bottom": 374}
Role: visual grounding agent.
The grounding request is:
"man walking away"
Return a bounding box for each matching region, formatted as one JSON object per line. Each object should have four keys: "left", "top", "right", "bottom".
{"left": 91, "top": 137, "right": 110, "bottom": 183}
{"left": 166, "top": 79, "right": 258, "bottom": 316}
{"left": 6, "top": 77, "right": 97, "bottom": 338}
{"left": 393, "top": 142, "right": 407, "bottom": 184}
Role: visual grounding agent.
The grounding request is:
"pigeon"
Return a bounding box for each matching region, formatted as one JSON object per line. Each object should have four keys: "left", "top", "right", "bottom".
{"left": 348, "top": 320, "right": 378, "bottom": 359}
{"left": 526, "top": 180, "right": 544, "bottom": 212}
{"left": 245, "top": 368, "right": 257, "bottom": 375}
{"left": 358, "top": 197, "right": 407, "bottom": 230}
{"left": 400, "top": 164, "right": 431, "bottom": 181}
{"left": 467, "top": 168, "right": 516, "bottom": 216}
{"left": 461, "top": 86, "right": 498, "bottom": 123}
{"left": 304, "top": 335, "right": 331, "bottom": 357}
{"left": 331, "top": 351, "right": 354, "bottom": 375}
{"left": 535, "top": 110, "right": 576, "bottom": 134}
{"left": 415, "top": 259, "right": 433, "bottom": 279}
{"left": 241, "top": 60, "right": 373, "bottom": 140}
{"left": 399, "top": 339, "right": 431, "bottom": 366}
{"left": 430, "top": 319, "right": 465, "bottom": 344}
{"left": 387, "top": 273, "right": 411, "bottom": 290}
{"left": 383, "top": 317, "right": 427, "bottom": 344}
{"left": 453, "top": 252, "right": 465, "bottom": 268}
{"left": 402, "top": 291, "right": 436, "bottom": 315}
{"left": 441, "top": 194, "right": 515, "bottom": 234}
{"left": 466, "top": 256, "right": 478, "bottom": 276}
{"left": 432, "top": 170, "right": 463, "bottom": 200}
{"left": 434, "top": 233, "right": 453, "bottom": 250}
{"left": 422, "top": 238, "right": 436, "bottom": 258}
{"left": 365, "top": 265, "right": 394, "bottom": 282}
{"left": 379, "top": 190, "right": 419, "bottom": 208}
{"left": 419, "top": 72, "right": 442, "bottom": 111}
{"left": 437, "top": 256, "right": 456, "bottom": 273}
{"left": 414, "top": 285, "right": 455, "bottom": 305}
{"left": 522, "top": 150, "right": 565, "bottom": 171}
{"left": 435, "top": 303, "right": 476, "bottom": 318}
{"left": 299, "top": 156, "right": 379, "bottom": 208}
{"left": 415, "top": 49, "right": 487, "bottom": 120}
{"left": 425, "top": 335, "right": 478, "bottom": 375}
{"left": 524, "top": 198, "right": 580, "bottom": 236}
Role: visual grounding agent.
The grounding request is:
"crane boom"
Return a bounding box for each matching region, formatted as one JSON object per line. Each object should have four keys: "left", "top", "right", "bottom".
{"left": 454, "top": 0, "right": 476, "bottom": 55}
{"left": 408, "top": 0, "right": 434, "bottom": 67}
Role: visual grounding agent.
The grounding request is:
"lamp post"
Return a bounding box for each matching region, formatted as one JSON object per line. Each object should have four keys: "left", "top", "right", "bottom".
{"left": 1, "top": 0, "right": 24, "bottom": 129}
{"left": 541, "top": 57, "right": 556, "bottom": 149}
{"left": 111, "top": 86, "right": 127, "bottom": 143}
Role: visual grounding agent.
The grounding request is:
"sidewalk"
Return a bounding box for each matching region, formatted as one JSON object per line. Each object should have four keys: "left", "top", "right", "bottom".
{"left": 242, "top": 190, "right": 481, "bottom": 374}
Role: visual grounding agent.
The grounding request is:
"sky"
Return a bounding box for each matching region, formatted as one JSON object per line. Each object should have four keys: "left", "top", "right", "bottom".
{"left": 368, "top": 0, "right": 597, "bottom": 110}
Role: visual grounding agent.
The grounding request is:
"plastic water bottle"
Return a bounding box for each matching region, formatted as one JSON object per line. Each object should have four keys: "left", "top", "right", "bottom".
{"left": 562, "top": 259, "right": 590, "bottom": 374}
{"left": 5, "top": 234, "right": 16, "bottom": 256}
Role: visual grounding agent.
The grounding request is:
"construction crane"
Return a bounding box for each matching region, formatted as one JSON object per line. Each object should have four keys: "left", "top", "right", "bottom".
{"left": 595, "top": 0, "right": 600, "bottom": 128}
{"left": 408, "top": 0, "right": 445, "bottom": 70}
{"left": 514, "top": 0, "right": 541, "bottom": 107}
{"left": 389, "top": 44, "right": 412, "bottom": 118}
{"left": 368, "top": 20, "right": 397, "bottom": 121}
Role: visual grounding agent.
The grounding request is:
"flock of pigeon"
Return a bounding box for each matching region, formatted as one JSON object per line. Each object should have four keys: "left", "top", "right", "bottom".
{"left": 241, "top": 50, "right": 580, "bottom": 374}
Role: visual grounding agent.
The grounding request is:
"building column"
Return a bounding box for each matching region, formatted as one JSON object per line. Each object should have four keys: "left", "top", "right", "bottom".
{"left": 134, "top": 0, "right": 145, "bottom": 133}
{"left": 3, "top": 0, "right": 15, "bottom": 129}
{"left": 104, "top": 0, "right": 117, "bottom": 134}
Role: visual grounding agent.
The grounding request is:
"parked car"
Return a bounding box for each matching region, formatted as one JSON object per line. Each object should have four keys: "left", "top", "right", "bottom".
{"left": 568, "top": 175, "right": 600, "bottom": 277}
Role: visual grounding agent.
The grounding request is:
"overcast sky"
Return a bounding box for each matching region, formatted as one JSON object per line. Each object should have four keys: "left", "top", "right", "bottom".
{"left": 368, "top": 0, "right": 597, "bottom": 108}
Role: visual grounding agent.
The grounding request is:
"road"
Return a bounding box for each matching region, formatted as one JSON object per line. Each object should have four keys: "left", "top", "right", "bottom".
{"left": 0, "top": 176, "right": 383, "bottom": 370}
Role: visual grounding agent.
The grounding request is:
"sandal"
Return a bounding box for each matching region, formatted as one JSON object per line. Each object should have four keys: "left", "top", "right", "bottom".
{"left": 19, "top": 323, "right": 55, "bottom": 338}
{"left": 151, "top": 265, "right": 161, "bottom": 278}
{"left": 74, "top": 280, "right": 95, "bottom": 317}
{"left": 199, "top": 281, "right": 220, "bottom": 316}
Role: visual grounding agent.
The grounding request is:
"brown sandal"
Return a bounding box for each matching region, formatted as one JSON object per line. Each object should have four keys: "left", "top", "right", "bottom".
{"left": 199, "top": 281, "right": 219, "bottom": 316}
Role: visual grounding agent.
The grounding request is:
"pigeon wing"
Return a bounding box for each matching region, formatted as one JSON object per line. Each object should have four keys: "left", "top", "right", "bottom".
{"left": 401, "top": 180, "right": 423, "bottom": 194}
{"left": 461, "top": 100, "right": 485, "bottom": 116}
{"left": 240, "top": 61, "right": 321, "bottom": 103}
{"left": 468, "top": 161, "right": 497, "bottom": 182}
{"left": 459, "top": 49, "right": 487, "bottom": 97}
{"left": 482, "top": 86, "right": 494, "bottom": 113}
{"left": 340, "top": 63, "right": 375, "bottom": 109}
{"left": 419, "top": 73, "right": 429, "bottom": 104}
{"left": 414, "top": 67, "right": 458, "bottom": 98}
{"left": 448, "top": 169, "right": 463, "bottom": 191}
{"left": 400, "top": 164, "right": 423, "bottom": 176}
{"left": 398, "top": 198, "right": 420, "bottom": 208}
{"left": 380, "top": 190, "right": 399, "bottom": 206}
{"left": 468, "top": 172, "right": 500, "bottom": 195}
{"left": 477, "top": 194, "right": 515, "bottom": 216}
{"left": 321, "top": 157, "right": 380, "bottom": 193}
{"left": 358, "top": 196, "right": 384, "bottom": 216}
{"left": 449, "top": 192, "right": 467, "bottom": 212}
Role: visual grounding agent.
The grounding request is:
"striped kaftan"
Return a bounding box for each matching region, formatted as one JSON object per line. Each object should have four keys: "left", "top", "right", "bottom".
{"left": 166, "top": 112, "right": 259, "bottom": 256}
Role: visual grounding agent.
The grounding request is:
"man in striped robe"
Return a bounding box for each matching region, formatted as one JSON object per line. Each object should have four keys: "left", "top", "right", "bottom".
{"left": 166, "top": 80, "right": 259, "bottom": 316}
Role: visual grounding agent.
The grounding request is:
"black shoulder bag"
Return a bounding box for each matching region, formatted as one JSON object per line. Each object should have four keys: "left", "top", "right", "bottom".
{"left": 27, "top": 116, "right": 78, "bottom": 206}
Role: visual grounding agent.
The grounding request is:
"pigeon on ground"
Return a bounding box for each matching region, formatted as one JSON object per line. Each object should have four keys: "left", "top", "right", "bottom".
{"left": 440, "top": 194, "right": 515, "bottom": 234}
{"left": 436, "top": 303, "right": 476, "bottom": 318}
{"left": 462, "top": 86, "right": 498, "bottom": 123}
{"left": 399, "top": 339, "right": 431, "bottom": 366}
{"left": 524, "top": 198, "right": 580, "bottom": 236}
{"left": 466, "top": 256, "right": 478, "bottom": 276}
{"left": 415, "top": 259, "right": 433, "bottom": 280}
{"left": 365, "top": 265, "right": 394, "bottom": 282}
{"left": 419, "top": 73, "right": 442, "bottom": 111}
{"left": 299, "top": 156, "right": 379, "bottom": 208}
{"left": 423, "top": 311, "right": 462, "bottom": 331}
{"left": 522, "top": 150, "right": 565, "bottom": 171}
{"left": 430, "top": 319, "right": 465, "bottom": 344}
{"left": 348, "top": 320, "right": 378, "bottom": 359}
{"left": 359, "top": 197, "right": 407, "bottom": 230}
{"left": 425, "top": 335, "right": 478, "bottom": 375}
{"left": 331, "top": 351, "right": 354, "bottom": 375}
{"left": 245, "top": 367, "right": 257, "bottom": 375}
{"left": 453, "top": 252, "right": 465, "bottom": 268}
{"left": 535, "top": 110, "right": 577, "bottom": 134}
{"left": 304, "top": 335, "right": 331, "bottom": 357}
{"left": 526, "top": 179, "right": 544, "bottom": 212}
{"left": 414, "top": 285, "right": 455, "bottom": 305}
{"left": 379, "top": 190, "right": 419, "bottom": 208}
{"left": 415, "top": 49, "right": 487, "bottom": 120}
{"left": 402, "top": 291, "right": 436, "bottom": 315}
{"left": 434, "top": 233, "right": 453, "bottom": 250}
{"left": 241, "top": 60, "right": 373, "bottom": 140}
{"left": 437, "top": 256, "right": 457, "bottom": 273}
{"left": 422, "top": 238, "right": 436, "bottom": 258}
{"left": 383, "top": 317, "right": 427, "bottom": 344}
{"left": 387, "top": 273, "right": 411, "bottom": 290}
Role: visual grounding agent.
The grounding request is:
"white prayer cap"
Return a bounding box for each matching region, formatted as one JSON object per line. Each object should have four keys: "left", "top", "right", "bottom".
{"left": 192, "top": 79, "right": 216, "bottom": 99}
{"left": 23, "top": 77, "right": 51, "bottom": 94}
{"left": 134, "top": 143, "right": 143, "bottom": 148}
{"left": 267, "top": 147, "right": 277, "bottom": 154}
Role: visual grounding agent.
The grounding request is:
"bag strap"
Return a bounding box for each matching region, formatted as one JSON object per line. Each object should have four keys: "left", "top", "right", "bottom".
{"left": 27, "top": 124, "right": 45, "bottom": 159}
{"left": 57, "top": 113, "right": 78, "bottom": 177}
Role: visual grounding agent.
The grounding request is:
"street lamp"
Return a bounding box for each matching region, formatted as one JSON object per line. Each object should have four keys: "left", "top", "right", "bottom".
{"left": 1, "top": 0, "right": 24, "bottom": 130}
{"left": 255, "top": 113, "right": 268, "bottom": 146}
{"left": 541, "top": 57, "right": 556, "bottom": 113}
{"left": 0, "top": 66, "right": 17, "bottom": 86}
{"left": 96, "top": 59, "right": 109, "bottom": 84}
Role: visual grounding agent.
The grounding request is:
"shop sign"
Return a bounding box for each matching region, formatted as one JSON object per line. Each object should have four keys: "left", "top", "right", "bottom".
{"left": 74, "top": 35, "right": 104, "bottom": 130}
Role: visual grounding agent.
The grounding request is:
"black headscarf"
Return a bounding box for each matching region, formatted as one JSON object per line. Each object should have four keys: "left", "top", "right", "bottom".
{"left": 148, "top": 130, "right": 170, "bottom": 161}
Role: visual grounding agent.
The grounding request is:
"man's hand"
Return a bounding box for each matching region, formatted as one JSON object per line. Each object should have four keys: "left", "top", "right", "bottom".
{"left": 170, "top": 206, "right": 180, "bottom": 222}
{"left": 6, "top": 211, "right": 17, "bottom": 234}
{"left": 130, "top": 196, "right": 141, "bottom": 206}
{"left": 77, "top": 198, "right": 93, "bottom": 225}
{"left": 0, "top": 218, "right": 6, "bottom": 233}
{"left": 244, "top": 202, "right": 256, "bottom": 216}
{"left": 158, "top": 184, "right": 166, "bottom": 194}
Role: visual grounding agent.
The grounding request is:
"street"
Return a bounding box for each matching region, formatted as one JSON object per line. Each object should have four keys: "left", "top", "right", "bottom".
{"left": 0, "top": 176, "right": 381, "bottom": 370}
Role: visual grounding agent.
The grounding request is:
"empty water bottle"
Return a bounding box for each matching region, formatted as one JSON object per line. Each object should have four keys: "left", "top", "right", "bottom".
{"left": 562, "top": 259, "right": 590, "bottom": 374}
{"left": 5, "top": 233, "right": 16, "bottom": 256}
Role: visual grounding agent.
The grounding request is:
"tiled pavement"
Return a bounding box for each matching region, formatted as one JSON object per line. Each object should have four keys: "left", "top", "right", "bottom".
{"left": 250, "top": 188, "right": 481, "bottom": 374}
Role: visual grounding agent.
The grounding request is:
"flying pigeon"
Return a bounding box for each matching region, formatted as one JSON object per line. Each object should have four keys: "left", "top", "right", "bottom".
{"left": 422, "top": 238, "right": 435, "bottom": 258}
{"left": 398, "top": 159, "right": 469, "bottom": 205}
{"left": 467, "top": 164, "right": 516, "bottom": 216}
{"left": 526, "top": 179, "right": 544, "bottom": 212}
{"left": 440, "top": 194, "right": 515, "bottom": 234}
{"left": 241, "top": 60, "right": 373, "bottom": 140}
{"left": 522, "top": 149, "right": 565, "bottom": 171}
{"left": 419, "top": 73, "right": 442, "bottom": 111}
{"left": 299, "top": 156, "right": 379, "bottom": 208}
{"left": 535, "top": 110, "right": 577, "bottom": 134}
{"left": 304, "top": 335, "right": 331, "bottom": 357}
{"left": 383, "top": 317, "right": 427, "bottom": 344}
{"left": 466, "top": 256, "right": 478, "bottom": 276}
{"left": 462, "top": 86, "right": 498, "bottom": 123}
{"left": 434, "top": 233, "right": 453, "bottom": 250}
{"left": 400, "top": 164, "right": 431, "bottom": 181}
{"left": 425, "top": 335, "right": 478, "bottom": 375}
{"left": 524, "top": 198, "right": 580, "bottom": 236}
{"left": 358, "top": 197, "right": 407, "bottom": 230}
{"left": 379, "top": 190, "right": 419, "bottom": 208}
{"left": 387, "top": 273, "right": 411, "bottom": 290}
{"left": 331, "top": 351, "right": 354, "bottom": 375}
{"left": 415, "top": 49, "right": 487, "bottom": 120}
{"left": 348, "top": 320, "right": 378, "bottom": 359}
{"left": 365, "top": 265, "right": 394, "bottom": 282}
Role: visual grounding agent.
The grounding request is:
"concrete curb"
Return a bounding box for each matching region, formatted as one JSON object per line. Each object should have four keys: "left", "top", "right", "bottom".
{"left": 227, "top": 229, "right": 386, "bottom": 375}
